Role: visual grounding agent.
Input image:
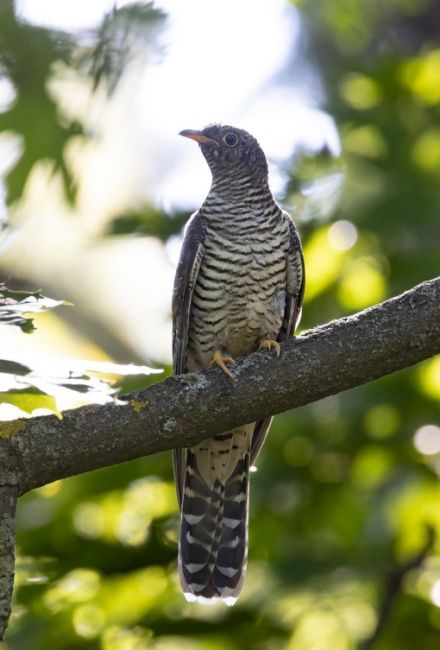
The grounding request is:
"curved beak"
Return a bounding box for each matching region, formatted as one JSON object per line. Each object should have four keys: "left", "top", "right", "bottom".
{"left": 179, "top": 129, "right": 219, "bottom": 146}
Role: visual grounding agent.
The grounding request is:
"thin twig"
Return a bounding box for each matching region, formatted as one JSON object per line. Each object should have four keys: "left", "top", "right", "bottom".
{"left": 362, "top": 526, "right": 436, "bottom": 649}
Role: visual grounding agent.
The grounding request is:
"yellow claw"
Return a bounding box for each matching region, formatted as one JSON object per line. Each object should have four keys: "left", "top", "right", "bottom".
{"left": 211, "top": 350, "right": 235, "bottom": 378}
{"left": 259, "top": 339, "right": 281, "bottom": 358}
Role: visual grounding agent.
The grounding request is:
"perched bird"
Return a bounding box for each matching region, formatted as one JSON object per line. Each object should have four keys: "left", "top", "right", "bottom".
{"left": 172, "top": 124, "right": 305, "bottom": 605}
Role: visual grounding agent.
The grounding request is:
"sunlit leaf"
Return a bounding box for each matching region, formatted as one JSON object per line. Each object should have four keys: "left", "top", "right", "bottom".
{"left": 411, "top": 128, "right": 440, "bottom": 173}
{"left": 388, "top": 482, "right": 440, "bottom": 558}
{"left": 344, "top": 125, "right": 387, "bottom": 159}
{"left": 43, "top": 569, "right": 102, "bottom": 612}
{"left": 72, "top": 604, "right": 106, "bottom": 640}
{"left": 0, "top": 387, "right": 58, "bottom": 415}
{"left": 337, "top": 257, "right": 386, "bottom": 310}
{"left": 339, "top": 73, "right": 381, "bottom": 110}
{"left": 100, "top": 625, "right": 154, "bottom": 649}
{"left": 364, "top": 404, "right": 400, "bottom": 439}
{"left": 303, "top": 226, "right": 346, "bottom": 301}
{"left": 401, "top": 49, "right": 440, "bottom": 105}
{"left": 0, "top": 283, "right": 68, "bottom": 332}
{"left": 417, "top": 356, "right": 440, "bottom": 401}
{"left": 73, "top": 478, "right": 176, "bottom": 546}
{"left": 0, "top": 346, "right": 161, "bottom": 420}
{"left": 350, "top": 445, "right": 395, "bottom": 490}
{"left": 287, "top": 610, "right": 351, "bottom": 650}
{"left": 96, "top": 567, "right": 169, "bottom": 625}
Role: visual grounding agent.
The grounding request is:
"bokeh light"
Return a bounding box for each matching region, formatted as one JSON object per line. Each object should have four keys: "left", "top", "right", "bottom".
{"left": 328, "top": 220, "right": 358, "bottom": 251}
{"left": 414, "top": 425, "right": 440, "bottom": 456}
{"left": 431, "top": 580, "right": 440, "bottom": 607}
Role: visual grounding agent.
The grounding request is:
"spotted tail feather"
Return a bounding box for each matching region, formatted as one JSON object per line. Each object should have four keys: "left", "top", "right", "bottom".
{"left": 178, "top": 445, "right": 250, "bottom": 605}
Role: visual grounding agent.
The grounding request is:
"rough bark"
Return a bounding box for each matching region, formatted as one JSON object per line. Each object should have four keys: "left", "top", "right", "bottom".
{"left": 0, "top": 442, "right": 18, "bottom": 641}
{"left": 1, "top": 276, "right": 439, "bottom": 497}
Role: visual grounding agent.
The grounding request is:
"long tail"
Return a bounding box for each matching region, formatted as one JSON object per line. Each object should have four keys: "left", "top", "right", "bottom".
{"left": 178, "top": 436, "right": 250, "bottom": 605}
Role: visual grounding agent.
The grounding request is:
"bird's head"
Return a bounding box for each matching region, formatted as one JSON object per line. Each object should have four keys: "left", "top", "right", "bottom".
{"left": 179, "top": 124, "right": 268, "bottom": 187}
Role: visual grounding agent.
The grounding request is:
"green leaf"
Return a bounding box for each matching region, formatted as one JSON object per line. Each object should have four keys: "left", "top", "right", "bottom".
{"left": 0, "top": 388, "right": 58, "bottom": 415}
{"left": 0, "top": 359, "right": 32, "bottom": 376}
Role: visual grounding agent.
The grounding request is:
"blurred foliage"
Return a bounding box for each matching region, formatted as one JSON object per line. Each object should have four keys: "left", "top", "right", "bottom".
{"left": 0, "top": 284, "right": 66, "bottom": 333}
{"left": 82, "top": 3, "right": 165, "bottom": 94}
{"left": 0, "top": 0, "right": 164, "bottom": 205}
{"left": 0, "top": 283, "right": 160, "bottom": 417}
{"left": 107, "top": 208, "right": 188, "bottom": 242}
{"left": 1, "top": 0, "right": 440, "bottom": 649}
{"left": 0, "top": 285, "right": 66, "bottom": 416}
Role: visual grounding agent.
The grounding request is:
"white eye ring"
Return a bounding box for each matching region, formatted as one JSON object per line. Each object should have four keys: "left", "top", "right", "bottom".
{"left": 223, "top": 133, "right": 238, "bottom": 147}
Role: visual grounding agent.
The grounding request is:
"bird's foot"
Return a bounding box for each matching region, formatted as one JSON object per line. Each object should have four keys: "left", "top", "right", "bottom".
{"left": 259, "top": 339, "right": 281, "bottom": 358}
{"left": 211, "top": 350, "right": 235, "bottom": 378}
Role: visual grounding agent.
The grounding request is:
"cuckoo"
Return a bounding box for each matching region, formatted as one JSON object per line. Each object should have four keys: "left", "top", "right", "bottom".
{"left": 172, "top": 124, "right": 305, "bottom": 605}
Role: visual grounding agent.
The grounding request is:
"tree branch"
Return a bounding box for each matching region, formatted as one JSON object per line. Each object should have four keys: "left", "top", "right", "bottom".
{"left": 0, "top": 442, "right": 18, "bottom": 641}
{"left": 3, "top": 276, "right": 439, "bottom": 497}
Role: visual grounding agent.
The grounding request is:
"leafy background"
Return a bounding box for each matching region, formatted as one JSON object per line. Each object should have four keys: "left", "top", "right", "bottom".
{"left": 1, "top": 0, "right": 440, "bottom": 648}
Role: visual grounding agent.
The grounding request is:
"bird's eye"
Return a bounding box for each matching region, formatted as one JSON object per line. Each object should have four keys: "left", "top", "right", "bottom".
{"left": 223, "top": 133, "right": 238, "bottom": 147}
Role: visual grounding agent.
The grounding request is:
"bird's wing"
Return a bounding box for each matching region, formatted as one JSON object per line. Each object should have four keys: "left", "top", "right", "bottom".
{"left": 279, "top": 216, "right": 306, "bottom": 341}
{"left": 250, "top": 214, "right": 305, "bottom": 465}
{"left": 172, "top": 212, "right": 205, "bottom": 505}
{"left": 172, "top": 212, "right": 206, "bottom": 374}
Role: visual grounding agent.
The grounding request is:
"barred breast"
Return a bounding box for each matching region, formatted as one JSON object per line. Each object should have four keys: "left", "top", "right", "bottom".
{"left": 186, "top": 201, "right": 291, "bottom": 372}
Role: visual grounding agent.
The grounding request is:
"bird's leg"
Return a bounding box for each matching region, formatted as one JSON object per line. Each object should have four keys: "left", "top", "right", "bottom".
{"left": 211, "top": 350, "right": 235, "bottom": 378}
{"left": 259, "top": 339, "right": 281, "bottom": 358}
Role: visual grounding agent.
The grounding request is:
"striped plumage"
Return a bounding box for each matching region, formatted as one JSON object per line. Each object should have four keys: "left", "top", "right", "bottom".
{"left": 172, "top": 124, "right": 305, "bottom": 605}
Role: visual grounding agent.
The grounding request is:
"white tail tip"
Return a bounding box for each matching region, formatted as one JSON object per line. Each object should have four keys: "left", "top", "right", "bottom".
{"left": 183, "top": 592, "right": 237, "bottom": 607}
